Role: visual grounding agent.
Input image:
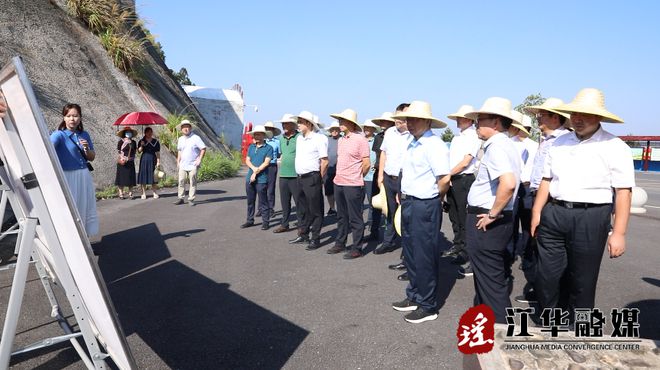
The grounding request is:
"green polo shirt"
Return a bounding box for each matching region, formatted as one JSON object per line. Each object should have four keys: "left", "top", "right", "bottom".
{"left": 279, "top": 132, "right": 299, "bottom": 178}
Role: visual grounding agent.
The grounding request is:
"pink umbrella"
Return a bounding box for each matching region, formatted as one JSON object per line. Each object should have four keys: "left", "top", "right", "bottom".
{"left": 113, "top": 112, "right": 167, "bottom": 126}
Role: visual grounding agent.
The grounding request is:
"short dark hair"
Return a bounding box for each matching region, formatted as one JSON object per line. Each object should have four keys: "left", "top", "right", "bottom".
{"left": 557, "top": 114, "right": 567, "bottom": 125}
{"left": 395, "top": 103, "right": 410, "bottom": 112}
{"left": 498, "top": 115, "right": 513, "bottom": 130}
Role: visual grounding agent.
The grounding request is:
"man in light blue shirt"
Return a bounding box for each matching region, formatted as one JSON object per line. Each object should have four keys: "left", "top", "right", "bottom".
{"left": 264, "top": 121, "right": 281, "bottom": 216}
{"left": 390, "top": 101, "right": 450, "bottom": 324}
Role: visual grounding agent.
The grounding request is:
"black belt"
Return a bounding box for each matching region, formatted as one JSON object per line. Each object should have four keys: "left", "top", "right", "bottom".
{"left": 400, "top": 194, "right": 439, "bottom": 201}
{"left": 298, "top": 171, "right": 319, "bottom": 179}
{"left": 269, "top": 163, "right": 278, "bottom": 166}
{"left": 467, "top": 206, "right": 512, "bottom": 217}
{"left": 549, "top": 198, "right": 610, "bottom": 209}
{"left": 386, "top": 174, "right": 399, "bottom": 180}
{"left": 451, "top": 173, "right": 475, "bottom": 180}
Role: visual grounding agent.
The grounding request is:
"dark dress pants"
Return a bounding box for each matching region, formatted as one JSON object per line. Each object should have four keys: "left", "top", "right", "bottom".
{"left": 536, "top": 202, "right": 611, "bottom": 316}
{"left": 383, "top": 175, "right": 401, "bottom": 248}
{"left": 334, "top": 184, "right": 365, "bottom": 249}
{"left": 466, "top": 211, "right": 514, "bottom": 324}
{"left": 246, "top": 181, "right": 269, "bottom": 224}
{"left": 279, "top": 177, "right": 304, "bottom": 229}
{"left": 446, "top": 174, "right": 475, "bottom": 253}
{"left": 267, "top": 163, "right": 278, "bottom": 213}
{"left": 298, "top": 173, "right": 324, "bottom": 240}
{"left": 402, "top": 195, "right": 442, "bottom": 313}
{"left": 366, "top": 178, "right": 382, "bottom": 236}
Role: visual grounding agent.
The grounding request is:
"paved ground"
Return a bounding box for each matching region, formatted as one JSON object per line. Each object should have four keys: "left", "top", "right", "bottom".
{"left": 1, "top": 170, "right": 659, "bottom": 369}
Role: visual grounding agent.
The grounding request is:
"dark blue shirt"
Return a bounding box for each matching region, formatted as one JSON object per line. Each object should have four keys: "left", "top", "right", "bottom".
{"left": 50, "top": 130, "right": 95, "bottom": 171}
{"left": 247, "top": 143, "right": 274, "bottom": 184}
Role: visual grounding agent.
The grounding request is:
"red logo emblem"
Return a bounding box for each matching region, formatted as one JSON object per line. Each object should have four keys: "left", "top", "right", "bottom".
{"left": 457, "top": 304, "right": 496, "bottom": 354}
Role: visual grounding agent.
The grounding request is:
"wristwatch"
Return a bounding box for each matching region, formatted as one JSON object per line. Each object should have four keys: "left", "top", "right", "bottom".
{"left": 487, "top": 212, "right": 500, "bottom": 220}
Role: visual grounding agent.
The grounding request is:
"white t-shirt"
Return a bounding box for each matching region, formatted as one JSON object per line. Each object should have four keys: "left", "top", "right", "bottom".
{"left": 467, "top": 133, "right": 522, "bottom": 210}
{"left": 449, "top": 126, "right": 481, "bottom": 175}
{"left": 510, "top": 136, "right": 538, "bottom": 183}
{"left": 177, "top": 133, "right": 207, "bottom": 171}
{"left": 295, "top": 131, "right": 328, "bottom": 175}
{"left": 380, "top": 126, "right": 410, "bottom": 176}
{"left": 543, "top": 127, "right": 635, "bottom": 203}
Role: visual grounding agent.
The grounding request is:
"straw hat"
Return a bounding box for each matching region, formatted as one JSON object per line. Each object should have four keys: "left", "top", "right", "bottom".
{"left": 277, "top": 113, "right": 297, "bottom": 124}
{"left": 394, "top": 206, "right": 402, "bottom": 236}
{"left": 247, "top": 125, "right": 273, "bottom": 138}
{"left": 522, "top": 115, "right": 533, "bottom": 129}
{"left": 555, "top": 88, "right": 623, "bottom": 123}
{"left": 116, "top": 126, "right": 138, "bottom": 138}
{"left": 371, "top": 184, "right": 388, "bottom": 217}
{"left": 391, "top": 101, "right": 447, "bottom": 128}
{"left": 523, "top": 97, "right": 571, "bottom": 120}
{"left": 447, "top": 105, "right": 475, "bottom": 121}
{"left": 326, "top": 121, "right": 341, "bottom": 132}
{"left": 370, "top": 112, "right": 396, "bottom": 127}
{"left": 263, "top": 121, "right": 282, "bottom": 136}
{"left": 294, "top": 111, "right": 320, "bottom": 131}
{"left": 176, "top": 119, "right": 194, "bottom": 130}
{"left": 361, "top": 119, "right": 381, "bottom": 132}
{"left": 330, "top": 108, "right": 361, "bottom": 131}
{"left": 466, "top": 97, "right": 516, "bottom": 122}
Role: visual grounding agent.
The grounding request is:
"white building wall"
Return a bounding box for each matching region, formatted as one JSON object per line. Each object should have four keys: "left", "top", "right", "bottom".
{"left": 183, "top": 85, "right": 244, "bottom": 149}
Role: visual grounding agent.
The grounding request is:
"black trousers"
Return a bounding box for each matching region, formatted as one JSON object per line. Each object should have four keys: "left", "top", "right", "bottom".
{"left": 536, "top": 202, "right": 611, "bottom": 315}
{"left": 266, "top": 163, "right": 278, "bottom": 212}
{"left": 335, "top": 185, "right": 365, "bottom": 249}
{"left": 324, "top": 166, "right": 336, "bottom": 196}
{"left": 298, "top": 172, "right": 324, "bottom": 240}
{"left": 446, "top": 174, "right": 475, "bottom": 251}
{"left": 364, "top": 179, "right": 381, "bottom": 236}
{"left": 466, "top": 211, "right": 514, "bottom": 324}
{"left": 246, "top": 182, "right": 269, "bottom": 223}
{"left": 512, "top": 184, "right": 536, "bottom": 291}
{"left": 383, "top": 175, "right": 401, "bottom": 248}
{"left": 279, "top": 177, "right": 305, "bottom": 229}
{"left": 402, "top": 196, "right": 442, "bottom": 312}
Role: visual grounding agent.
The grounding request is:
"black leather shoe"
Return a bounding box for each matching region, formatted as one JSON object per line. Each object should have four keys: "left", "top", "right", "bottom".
{"left": 373, "top": 244, "right": 397, "bottom": 255}
{"left": 289, "top": 235, "right": 310, "bottom": 244}
{"left": 261, "top": 223, "right": 269, "bottom": 230}
{"left": 240, "top": 221, "right": 254, "bottom": 229}
{"left": 305, "top": 239, "right": 321, "bottom": 250}
{"left": 388, "top": 261, "right": 406, "bottom": 270}
{"left": 397, "top": 272, "right": 409, "bottom": 281}
{"left": 441, "top": 246, "right": 462, "bottom": 258}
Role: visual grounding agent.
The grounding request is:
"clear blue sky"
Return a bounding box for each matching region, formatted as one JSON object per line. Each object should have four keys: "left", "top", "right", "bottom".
{"left": 137, "top": 0, "right": 660, "bottom": 136}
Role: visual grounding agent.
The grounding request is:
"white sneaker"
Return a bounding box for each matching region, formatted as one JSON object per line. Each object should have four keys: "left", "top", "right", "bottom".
{"left": 153, "top": 193, "right": 160, "bottom": 199}
{"left": 141, "top": 194, "right": 147, "bottom": 200}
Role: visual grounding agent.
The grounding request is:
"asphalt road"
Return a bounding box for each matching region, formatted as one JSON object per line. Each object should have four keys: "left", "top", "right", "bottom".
{"left": 1, "top": 170, "right": 659, "bottom": 369}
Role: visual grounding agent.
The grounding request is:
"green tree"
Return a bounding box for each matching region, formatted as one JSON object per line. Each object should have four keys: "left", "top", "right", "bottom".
{"left": 171, "top": 67, "right": 194, "bottom": 86}
{"left": 515, "top": 93, "right": 545, "bottom": 141}
{"left": 441, "top": 128, "right": 454, "bottom": 143}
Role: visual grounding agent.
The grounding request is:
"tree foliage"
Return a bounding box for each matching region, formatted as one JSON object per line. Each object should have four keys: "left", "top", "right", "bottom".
{"left": 441, "top": 128, "right": 454, "bottom": 143}
{"left": 515, "top": 93, "right": 545, "bottom": 141}
{"left": 172, "top": 67, "right": 194, "bottom": 86}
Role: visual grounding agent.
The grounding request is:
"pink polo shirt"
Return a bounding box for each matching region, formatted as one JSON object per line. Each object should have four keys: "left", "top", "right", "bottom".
{"left": 334, "top": 132, "right": 370, "bottom": 186}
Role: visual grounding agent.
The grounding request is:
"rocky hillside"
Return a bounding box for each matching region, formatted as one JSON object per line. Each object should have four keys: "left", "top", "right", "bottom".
{"left": 0, "top": 0, "right": 227, "bottom": 187}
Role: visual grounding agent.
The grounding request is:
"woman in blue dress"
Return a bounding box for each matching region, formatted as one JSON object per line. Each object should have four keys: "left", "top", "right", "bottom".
{"left": 136, "top": 127, "right": 161, "bottom": 199}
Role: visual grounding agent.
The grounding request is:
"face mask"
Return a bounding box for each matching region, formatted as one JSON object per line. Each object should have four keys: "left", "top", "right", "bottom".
{"left": 125, "top": 132, "right": 133, "bottom": 138}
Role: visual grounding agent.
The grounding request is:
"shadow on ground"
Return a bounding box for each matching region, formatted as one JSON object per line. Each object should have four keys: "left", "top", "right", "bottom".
{"left": 95, "top": 223, "right": 309, "bottom": 369}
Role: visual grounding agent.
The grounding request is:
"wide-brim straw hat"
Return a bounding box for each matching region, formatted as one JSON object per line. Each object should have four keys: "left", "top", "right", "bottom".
{"left": 277, "top": 113, "right": 297, "bottom": 124}
{"left": 466, "top": 97, "right": 516, "bottom": 122}
{"left": 294, "top": 111, "right": 320, "bottom": 131}
{"left": 263, "top": 121, "right": 282, "bottom": 136}
{"left": 391, "top": 100, "right": 447, "bottom": 128}
{"left": 116, "top": 126, "right": 138, "bottom": 138}
{"left": 176, "top": 119, "right": 194, "bottom": 130}
{"left": 447, "top": 105, "right": 475, "bottom": 121}
{"left": 522, "top": 115, "right": 533, "bottom": 130}
{"left": 394, "top": 206, "right": 402, "bottom": 236}
{"left": 361, "top": 119, "right": 381, "bottom": 132}
{"left": 313, "top": 115, "right": 325, "bottom": 130}
{"left": 555, "top": 88, "right": 623, "bottom": 123}
{"left": 370, "top": 112, "right": 396, "bottom": 127}
{"left": 523, "top": 97, "right": 571, "bottom": 120}
{"left": 330, "top": 108, "right": 361, "bottom": 131}
{"left": 326, "top": 121, "right": 341, "bottom": 132}
{"left": 247, "top": 124, "right": 273, "bottom": 138}
{"left": 371, "top": 184, "right": 388, "bottom": 216}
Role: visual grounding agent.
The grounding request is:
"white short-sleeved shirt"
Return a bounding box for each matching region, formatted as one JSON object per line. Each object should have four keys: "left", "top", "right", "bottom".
{"left": 530, "top": 127, "right": 570, "bottom": 190}
{"left": 295, "top": 131, "right": 328, "bottom": 175}
{"left": 510, "top": 136, "right": 538, "bottom": 183}
{"left": 380, "top": 126, "right": 410, "bottom": 176}
{"left": 543, "top": 127, "right": 635, "bottom": 203}
{"left": 467, "top": 133, "right": 522, "bottom": 210}
{"left": 177, "top": 133, "right": 207, "bottom": 171}
{"left": 449, "top": 126, "right": 481, "bottom": 175}
{"left": 401, "top": 130, "right": 450, "bottom": 199}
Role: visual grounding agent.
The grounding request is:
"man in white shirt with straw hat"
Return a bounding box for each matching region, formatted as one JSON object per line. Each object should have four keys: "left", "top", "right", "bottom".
{"left": 515, "top": 98, "right": 571, "bottom": 304}
{"left": 464, "top": 97, "right": 522, "bottom": 324}
{"left": 531, "top": 88, "right": 634, "bottom": 319}
{"left": 390, "top": 101, "right": 450, "bottom": 324}
{"left": 442, "top": 105, "right": 481, "bottom": 269}
{"left": 325, "top": 109, "right": 370, "bottom": 259}
{"left": 288, "top": 111, "right": 329, "bottom": 250}
{"left": 174, "top": 119, "right": 207, "bottom": 206}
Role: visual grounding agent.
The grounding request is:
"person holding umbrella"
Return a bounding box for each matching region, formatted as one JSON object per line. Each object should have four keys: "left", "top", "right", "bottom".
{"left": 137, "top": 127, "right": 161, "bottom": 199}
{"left": 115, "top": 126, "right": 138, "bottom": 199}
